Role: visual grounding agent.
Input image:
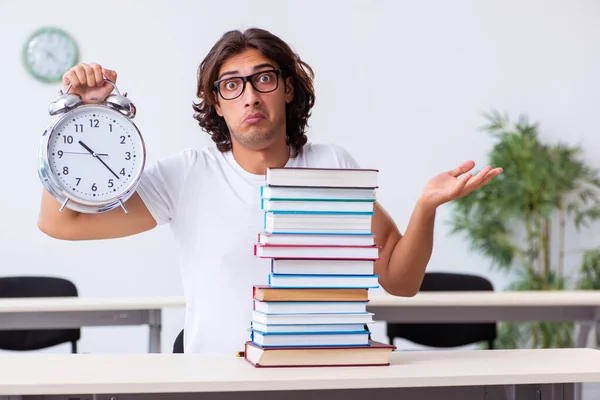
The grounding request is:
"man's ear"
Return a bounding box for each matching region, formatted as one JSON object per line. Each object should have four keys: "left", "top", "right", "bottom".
{"left": 213, "top": 91, "right": 223, "bottom": 117}
{"left": 284, "top": 76, "right": 294, "bottom": 103}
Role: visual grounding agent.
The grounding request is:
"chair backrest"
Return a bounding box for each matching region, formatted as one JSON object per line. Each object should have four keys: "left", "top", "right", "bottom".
{"left": 0, "top": 276, "right": 78, "bottom": 298}
{"left": 419, "top": 272, "right": 494, "bottom": 292}
{"left": 173, "top": 328, "right": 184, "bottom": 353}
{"left": 0, "top": 276, "right": 80, "bottom": 351}
{"left": 386, "top": 272, "right": 497, "bottom": 348}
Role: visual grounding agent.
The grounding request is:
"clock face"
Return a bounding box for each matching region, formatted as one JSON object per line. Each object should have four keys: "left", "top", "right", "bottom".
{"left": 23, "top": 27, "right": 78, "bottom": 83}
{"left": 47, "top": 106, "right": 145, "bottom": 203}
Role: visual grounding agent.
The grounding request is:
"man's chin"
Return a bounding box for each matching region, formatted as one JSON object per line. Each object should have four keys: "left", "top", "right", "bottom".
{"left": 233, "top": 131, "right": 280, "bottom": 150}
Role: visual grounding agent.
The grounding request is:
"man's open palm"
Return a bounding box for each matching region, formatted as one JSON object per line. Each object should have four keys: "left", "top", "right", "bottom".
{"left": 419, "top": 160, "right": 503, "bottom": 208}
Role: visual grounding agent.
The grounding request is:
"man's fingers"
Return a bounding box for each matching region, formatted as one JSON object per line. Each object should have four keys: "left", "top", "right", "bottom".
{"left": 463, "top": 166, "right": 492, "bottom": 190}
{"left": 483, "top": 168, "right": 503, "bottom": 184}
{"left": 453, "top": 173, "right": 472, "bottom": 195}
{"left": 63, "top": 70, "right": 79, "bottom": 87}
{"left": 73, "top": 65, "right": 88, "bottom": 88}
{"left": 102, "top": 68, "right": 117, "bottom": 82}
{"left": 448, "top": 160, "right": 475, "bottom": 177}
{"left": 90, "top": 63, "right": 104, "bottom": 86}
{"left": 461, "top": 167, "right": 502, "bottom": 197}
{"left": 82, "top": 64, "right": 97, "bottom": 87}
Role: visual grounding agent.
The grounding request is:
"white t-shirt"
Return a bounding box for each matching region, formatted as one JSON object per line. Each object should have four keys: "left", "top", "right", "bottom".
{"left": 136, "top": 142, "right": 361, "bottom": 354}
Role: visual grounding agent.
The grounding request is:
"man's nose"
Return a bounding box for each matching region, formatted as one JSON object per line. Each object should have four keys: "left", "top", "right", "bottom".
{"left": 242, "top": 81, "right": 261, "bottom": 107}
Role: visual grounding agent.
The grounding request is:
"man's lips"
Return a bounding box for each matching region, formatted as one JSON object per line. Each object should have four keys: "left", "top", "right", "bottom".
{"left": 244, "top": 113, "right": 265, "bottom": 124}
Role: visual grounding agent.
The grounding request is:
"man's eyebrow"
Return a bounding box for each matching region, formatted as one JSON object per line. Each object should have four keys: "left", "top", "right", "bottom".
{"left": 218, "top": 63, "right": 278, "bottom": 80}
{"left": 253, "top": 63, "right": 277, "bottom": 71}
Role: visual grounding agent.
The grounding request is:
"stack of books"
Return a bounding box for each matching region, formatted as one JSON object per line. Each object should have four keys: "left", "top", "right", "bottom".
{"left": 244, "top": 167, "right": 396, "bottom": 367}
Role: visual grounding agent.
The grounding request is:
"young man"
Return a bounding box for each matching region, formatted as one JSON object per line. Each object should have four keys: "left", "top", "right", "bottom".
{"left": 38, "top": 28, "right": 502, "bottom": 353}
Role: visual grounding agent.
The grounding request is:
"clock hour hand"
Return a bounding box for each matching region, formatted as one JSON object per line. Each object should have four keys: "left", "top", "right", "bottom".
{"left": 78, "top": 140, "right": 120, "bottom": 180}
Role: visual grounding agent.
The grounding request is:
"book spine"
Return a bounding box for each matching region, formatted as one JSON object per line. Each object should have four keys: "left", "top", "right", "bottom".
{"left": 267, "top": 210, "right": 374, "bottom": 215}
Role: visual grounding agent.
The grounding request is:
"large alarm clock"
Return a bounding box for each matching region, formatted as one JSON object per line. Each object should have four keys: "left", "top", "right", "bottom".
{"left": 37, "top": 79, "right": 146, "bottom": 213}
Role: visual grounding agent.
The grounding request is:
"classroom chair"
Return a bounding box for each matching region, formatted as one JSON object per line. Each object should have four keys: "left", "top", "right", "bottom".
{"left": 173, "top": 328, "right": 184, "bottom": 353}
{"left": 386, "top": 272, "right": 497, "bottom": 349}
{"left": 0, "top": 276, "right": 80, "bottom": 353}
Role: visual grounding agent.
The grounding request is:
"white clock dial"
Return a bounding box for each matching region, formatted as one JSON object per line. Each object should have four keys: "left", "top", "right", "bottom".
{"left": 23, "top": 27, "right": 78, "bottom": 83}
{"left": 47, "top": 107, "right": 144, "bottom": 203}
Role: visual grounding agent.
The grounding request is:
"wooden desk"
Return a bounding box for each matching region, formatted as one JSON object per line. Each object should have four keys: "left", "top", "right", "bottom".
{"left": 0, "top": 297, "right": 185, "bottom": 353}
{"left": 1, "top": 348, "right": 599, "bottom": 400}
{"left": 368, "top": 290, "right": 600, "bottom": 347}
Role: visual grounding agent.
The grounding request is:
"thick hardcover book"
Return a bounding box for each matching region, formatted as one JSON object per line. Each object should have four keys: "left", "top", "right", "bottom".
{"left": 244, "top": 340, "right": 396, "bottom": 367}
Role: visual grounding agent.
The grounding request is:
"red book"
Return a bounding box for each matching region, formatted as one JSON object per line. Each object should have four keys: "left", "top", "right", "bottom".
{"left": 254, "top": 244, "right": 380, "bottom": 260}
{"left": 244, "top": 340, "right": 396, "bottom": 368}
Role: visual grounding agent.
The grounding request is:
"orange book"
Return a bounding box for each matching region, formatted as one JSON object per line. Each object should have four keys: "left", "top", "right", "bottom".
{"left": 253, "top": 285, "right": 368, "bottom": 302}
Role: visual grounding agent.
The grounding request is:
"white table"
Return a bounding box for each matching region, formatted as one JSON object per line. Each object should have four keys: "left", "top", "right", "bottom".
{"left": 0, "top": 297, "right": 185, "bottom": 353}
{"left": 2, "top": 291, "right": 600, "bottom": 355}
{"left": 368, "top": 290, "right": 600, "bottom": 347}
{"left": 1, "top": 348, "right": 599, "bottom": 400}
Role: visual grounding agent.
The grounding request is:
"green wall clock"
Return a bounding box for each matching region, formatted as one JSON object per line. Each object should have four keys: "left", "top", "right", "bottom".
{"left": 22, "top": 27, "right": 79, "bottom": 84}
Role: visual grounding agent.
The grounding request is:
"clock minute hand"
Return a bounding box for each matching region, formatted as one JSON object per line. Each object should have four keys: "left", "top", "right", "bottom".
{"left": 62, "top": 151, "right": 109, "bottom": 156}
{"left": 78, "top": 140, "right": 120, "bottom": 180}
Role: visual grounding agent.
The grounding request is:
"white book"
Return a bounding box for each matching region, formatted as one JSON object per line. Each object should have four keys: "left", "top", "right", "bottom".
{"left": 268, "top": 274, "right": 380, "bottom": 289}
{"left": 262, "top": 199, "right": 374, "bottom": 213}
{"left": 261, "top": 186, "right": 376, "bottom": 200}
{"left": 265, "top": 212, "right": 372, "bottom": 234}
{"left": 266, "top": 167, "right": 378, "bottom": 188}
{"left": 253, "top": 300, "right": 368, "bottom": 315}
{"left": 252, "top": 331, "right": 370, "bottom": 347}
{"left": 258, "top": 233, "right": 375, "bottom": 246}
{"left": 251, "top": 322, "right": 366, "bottom": 334}
{"left": 252, "top": 310, "right": 374, "bottom": 325}
{"left": 254, "top": 244, "right": 379, "bottom": 260}
{"left": 272, "top": 259, "right": 375, "bottom": 276}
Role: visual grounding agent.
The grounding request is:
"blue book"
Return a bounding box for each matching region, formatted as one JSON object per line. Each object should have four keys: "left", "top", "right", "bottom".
{"left": 260, "top": 185, "right": 376, "bottom": 201}
{"left": 251, "top": 330, "right": 370, "bottom": 348}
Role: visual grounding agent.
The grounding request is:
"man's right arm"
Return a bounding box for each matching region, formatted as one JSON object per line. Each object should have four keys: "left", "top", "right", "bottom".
{"left": 37, "top": 62, "right": 157, "bottom": 241}
{"left": 38, "top": 190, "right": 157, "bottom": 240}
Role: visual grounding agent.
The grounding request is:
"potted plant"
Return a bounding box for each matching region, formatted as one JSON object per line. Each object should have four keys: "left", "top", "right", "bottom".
{"left": 448, "top": 110, "right": 600, "bottom": 348}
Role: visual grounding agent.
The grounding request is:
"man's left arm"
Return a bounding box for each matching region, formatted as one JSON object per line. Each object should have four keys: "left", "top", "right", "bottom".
{"left": 372, "top": 161, "right": 503, "bottom": 297}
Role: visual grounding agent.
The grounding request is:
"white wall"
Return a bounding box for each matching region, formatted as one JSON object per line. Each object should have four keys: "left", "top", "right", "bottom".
{"left": 1, "top": 0, "right": 599, "bottom": 353}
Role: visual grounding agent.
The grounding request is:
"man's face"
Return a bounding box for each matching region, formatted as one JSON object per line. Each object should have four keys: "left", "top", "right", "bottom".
{"left": 214, "top": 48, "right": 293, "bottom": 151}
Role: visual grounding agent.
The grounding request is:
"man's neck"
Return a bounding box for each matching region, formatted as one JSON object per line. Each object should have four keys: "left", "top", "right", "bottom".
{"left": 230, "top": 139, "right": 290, "bottom": 175}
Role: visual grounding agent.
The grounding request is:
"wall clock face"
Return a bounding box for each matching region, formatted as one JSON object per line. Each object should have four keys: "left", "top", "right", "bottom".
{"left": 23, "top": 27, "right": 78, "bottom": 83}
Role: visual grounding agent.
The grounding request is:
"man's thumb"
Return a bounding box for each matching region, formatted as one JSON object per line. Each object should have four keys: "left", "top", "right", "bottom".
{"left": 102, "top": 68, "right": 117, "bottom": 81}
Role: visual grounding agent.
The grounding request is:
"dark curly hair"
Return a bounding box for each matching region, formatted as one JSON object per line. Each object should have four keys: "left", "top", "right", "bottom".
{"left": 192, "top": 28, "right": 315, "bottom": 154}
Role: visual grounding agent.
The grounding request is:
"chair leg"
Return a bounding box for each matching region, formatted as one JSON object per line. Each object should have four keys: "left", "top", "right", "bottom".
{"left": 71, "top": 341, "right": 77, "bottom": 353}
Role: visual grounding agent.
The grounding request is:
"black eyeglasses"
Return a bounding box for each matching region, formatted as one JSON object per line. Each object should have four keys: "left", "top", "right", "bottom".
{"left": 214, "top": 69, "right": 282, "bottom": 100}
